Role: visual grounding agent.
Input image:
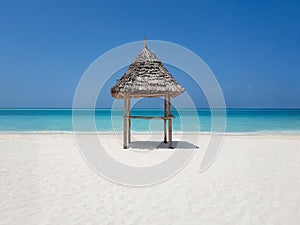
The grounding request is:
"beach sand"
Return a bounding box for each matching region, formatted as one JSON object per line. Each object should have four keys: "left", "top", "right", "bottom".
{"left": 0, "top": 133, "right": 299, "bottom": 225}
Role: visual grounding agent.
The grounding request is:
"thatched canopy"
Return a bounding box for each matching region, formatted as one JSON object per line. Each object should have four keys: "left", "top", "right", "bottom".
{"left": 111, "top": 42, "right": 185, "bottom": 99}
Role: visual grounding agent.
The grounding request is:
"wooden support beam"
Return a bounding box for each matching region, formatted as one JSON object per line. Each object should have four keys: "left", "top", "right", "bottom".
{"left": 122, "top": 92, "right": 175, "bottom": 149}
{"left": 164, "top": 94, "right": 167, "bottom": 143}
{"left": 123, "top": 94, "right": 128, "bottom": 149}
{"left": 128, "top": 95, "right": 131, "bottom": 143}
{"left": 168, "top": 94, "right": 173, "bottom": 148}
{"left": 128, "top": 115, "right": 174, "bottom": 120}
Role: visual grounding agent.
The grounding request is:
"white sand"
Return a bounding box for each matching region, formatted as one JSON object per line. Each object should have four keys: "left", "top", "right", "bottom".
{"left": 0, "top": 133, "right": 300, "bottom": 225}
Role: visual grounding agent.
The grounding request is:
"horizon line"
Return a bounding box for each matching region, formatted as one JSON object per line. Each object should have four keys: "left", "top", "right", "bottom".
{"left": 0, "top": 107, "right": 300, "bottom": 110}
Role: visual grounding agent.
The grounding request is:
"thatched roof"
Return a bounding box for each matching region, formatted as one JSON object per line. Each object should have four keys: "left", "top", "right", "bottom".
{"left": 111, "top": 42, "right": 185, "bottom": 99}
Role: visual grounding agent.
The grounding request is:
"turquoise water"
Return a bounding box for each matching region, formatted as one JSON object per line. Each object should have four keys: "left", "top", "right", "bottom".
{"left": 0, "top": 109, "right": 300, "bottom": 133}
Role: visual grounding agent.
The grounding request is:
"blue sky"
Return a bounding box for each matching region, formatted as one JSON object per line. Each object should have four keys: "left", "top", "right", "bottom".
{"left": 0, "top": 0, "right": 299, "bottom": 108}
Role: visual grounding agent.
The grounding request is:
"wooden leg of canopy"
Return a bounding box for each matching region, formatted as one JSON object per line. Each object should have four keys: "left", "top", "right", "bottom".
{"left": 168, "top": 94, "right": 173, "bottom": 148}
{"left": 164, "top": 94, "right": 167, "bottom": 143}
{"left": 123, "top": 94, "right": 128, "bottom": 149}
{"left": 128, "top": 95, "right": 131, "bottom": 143}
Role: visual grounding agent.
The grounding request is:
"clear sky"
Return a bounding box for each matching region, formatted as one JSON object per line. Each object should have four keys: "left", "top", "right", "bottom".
{"left": 0, "top": 0, "right": 299, "bottom": 108}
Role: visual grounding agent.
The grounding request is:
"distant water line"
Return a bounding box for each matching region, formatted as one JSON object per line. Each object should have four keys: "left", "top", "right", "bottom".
{"left": 0, "top": 108, "right": 299, "bottom": 133}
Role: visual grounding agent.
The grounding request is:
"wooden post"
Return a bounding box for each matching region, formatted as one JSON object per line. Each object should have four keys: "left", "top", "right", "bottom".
{"left": 128, "top": 95, "right": 131, "bottom": 143}
{"left": 168, "top": 94, "right": 173, "bottom": 148}
{"left": 123, "top": 93, "right": 128, "bottom": 149}
{"left": 164, "top": 93, "right": 167, "bottom": 143}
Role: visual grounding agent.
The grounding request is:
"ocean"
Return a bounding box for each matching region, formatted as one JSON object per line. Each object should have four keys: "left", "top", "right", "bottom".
{"left": 0, "top": 109, "right": 299, "bottom": 133}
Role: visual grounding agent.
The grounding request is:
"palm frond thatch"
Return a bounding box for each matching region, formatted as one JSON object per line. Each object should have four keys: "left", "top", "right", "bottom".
{"left": 111, "top": 44, "right": 185, "bottom": 98}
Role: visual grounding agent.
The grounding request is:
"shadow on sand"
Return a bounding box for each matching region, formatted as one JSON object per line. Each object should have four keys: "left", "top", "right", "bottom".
{"left": 128, "top": 141, "right": 199, "bottom": 150}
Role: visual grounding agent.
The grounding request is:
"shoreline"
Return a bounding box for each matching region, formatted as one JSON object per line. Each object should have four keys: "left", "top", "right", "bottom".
{"left": 0, "top": 130, "right": 300, "bottom": 136}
